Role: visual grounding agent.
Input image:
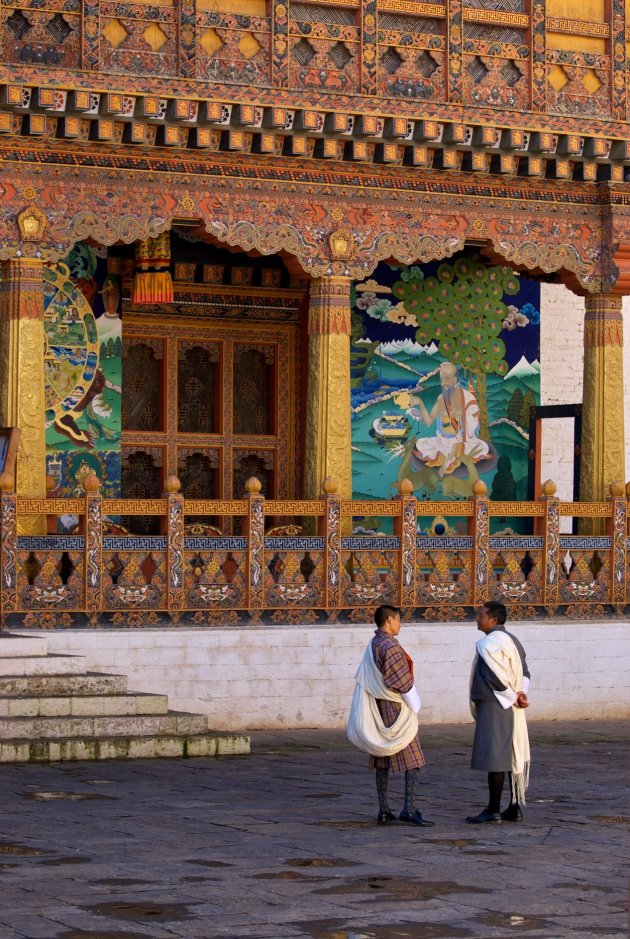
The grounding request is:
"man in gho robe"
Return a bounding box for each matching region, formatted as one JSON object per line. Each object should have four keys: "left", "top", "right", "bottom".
{"left": 347, "top": 605, "right": 434, "bottom": 827}
{"left": 467, "top": 601, "right": 531, "bottom": 824}
{"left": 407, "top": 361, "right": 490, "bottom": 476}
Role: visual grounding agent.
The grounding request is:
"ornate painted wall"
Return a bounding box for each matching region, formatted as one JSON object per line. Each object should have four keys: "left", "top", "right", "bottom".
{"left": 351, "top": 254, "right": 540, "bottom": 530}
{"left": 44, "top": 243, "right": 122, "bottom": 510}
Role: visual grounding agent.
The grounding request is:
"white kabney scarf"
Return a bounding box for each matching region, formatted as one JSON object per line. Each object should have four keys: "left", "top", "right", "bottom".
{"left": 474, "top": 629, "right": 531, "bottom": 805}
{"left": 347, "top": 640, "right": 418, "bottom": 756}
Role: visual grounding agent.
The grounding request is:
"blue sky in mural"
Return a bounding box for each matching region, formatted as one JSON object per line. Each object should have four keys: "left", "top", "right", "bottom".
{"left": 354, "top": 259, "right": 540, "bottom": 369}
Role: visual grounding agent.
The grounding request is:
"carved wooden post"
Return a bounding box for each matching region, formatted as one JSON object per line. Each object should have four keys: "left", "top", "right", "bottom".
{"left": 540, "top": 478, "right": 560, "bottom": 615}
{"left": 394, "top": 478, "right": 417, "bottom": 613}
{"left": 178, "top": 0, "right": 197, "bottom": 80}
{"left": 608, "top": 481, "right": 628, "bottom": 613}
{"left": 321, "top": 475, "right": 342, "bottom": 615}
{"left": 611, "top": 0, "right": 627, "bottom": 122}
{"left": 0, "top": 472, "right": 17, "bottom": 624}
{"left": 0, "top": 250, "right": 47, "bottom": 534}
{"left": 531, "top": 0, "right": 547, "bottom": 111}
{"left": 580, "top": 295, "right": 625, "bottom": 507}
{"left": 165, "top": 475, "right": 185, "bottom": 620}
{"left": 446, "top": 0, "right": 463, "bottom": 104}
{"left": 271, "top": 0, "right": 289, "bottom": 88}
{"left": 83, "top": 473, "right": 102, "bottom": 624}
{"left": 471, "top": 480, "right": 490, "bottom": 608}
{"left": 304, "top": 275, "right": 352, "bottom": 500}
{"left": 244, "top": 476, "right": 265, "bottom": 616}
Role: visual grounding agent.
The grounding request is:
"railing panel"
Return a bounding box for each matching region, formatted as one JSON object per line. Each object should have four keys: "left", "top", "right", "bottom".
{"left": 102, "top": 535, "right": 168, "bottom": 612}
{"left": 263, "top": 536, "right": 325, "bottom": 611}
{"left": 15, "top": 535, "right": 85, "bottom": 613}
{"left": 415, "top": 537, "right": 474, "bottom": 614}
{"left": 341, "top": 535, "right": 400, "bottom": 611}
{"left": 558, "top": 536, "right": 611, "bottom": 612}
{"left": 488, "top": 535, "right": 544, "bottom": 612}
{"left": 2, "top": 485, "right": 628, "bottom": 625}
{"left": 183, "top": 535, "right": 248, "bottom": 614}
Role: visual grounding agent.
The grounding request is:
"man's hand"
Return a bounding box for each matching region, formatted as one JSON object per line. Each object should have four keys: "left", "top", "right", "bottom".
{"left": 515, "top": 691, "right": 529, "bottom": 709}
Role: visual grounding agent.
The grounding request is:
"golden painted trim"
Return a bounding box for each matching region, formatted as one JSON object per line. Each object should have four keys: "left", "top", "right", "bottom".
{"left": 548, "top": 17, "right": 609, "bottom": 38}
{"left": 463, "top": 7, "right": 528, "bottom": 27}
{"left": 16, "top": 498, "right": 86, "bottom": 514}
{"left": 265, "top": 500, "right": 326, "bottom": 515}
{"left": 293, "top": 0, "right": 359, "bottom": 7}
{"left": 127, "top": 283, "right": 307, "bottom": 301}
{"left": 583, "top": 319, "right": 624, "bottom": 347}
{"left": 558, "top": 503, "right": 612, "bottom": 516}
{"left": 102, "top": 499, "right": 168, "bottom": 514}
{"left": 308, "top": 276, "right": 352, "bottom": 336}
{"left": 377, "top": 0, "right": 445, "bottom": 16}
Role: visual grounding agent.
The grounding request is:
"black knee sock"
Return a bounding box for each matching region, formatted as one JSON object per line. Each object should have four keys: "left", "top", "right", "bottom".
{"left": 375, "top": 767, "right": 389, "bottom": 813}
{"left": 487, "top": 771, "right": 505, "bottom": 814}
{"left": 403, "top": 768, "right": 419, "bottom": 814}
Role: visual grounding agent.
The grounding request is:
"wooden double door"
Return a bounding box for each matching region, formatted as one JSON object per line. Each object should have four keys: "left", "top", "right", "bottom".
{"left": 121, "top": 315, "right": 299, "bottom": 515}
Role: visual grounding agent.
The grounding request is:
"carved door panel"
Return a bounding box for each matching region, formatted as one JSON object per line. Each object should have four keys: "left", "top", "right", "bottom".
{"left": 122, "top": 322, "right": 298, "bottom": 520}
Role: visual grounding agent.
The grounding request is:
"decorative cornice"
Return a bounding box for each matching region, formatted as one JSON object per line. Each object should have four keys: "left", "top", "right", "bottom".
{"left": 0, "top": 80, "right": 627, "bottom": 185}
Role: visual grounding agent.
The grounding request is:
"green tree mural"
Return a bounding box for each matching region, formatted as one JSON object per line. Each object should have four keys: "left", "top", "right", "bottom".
{"left": 519, "top": 389, "right": 536, "bottom": 430}
{"left": 392, "top": 257, "right": 521, "bottom": 440}
{"left": 491, "top": 454, "right": 517, "bottom": 500}
{"left": 507, "top": 387, "right": 524, "bottom": 425}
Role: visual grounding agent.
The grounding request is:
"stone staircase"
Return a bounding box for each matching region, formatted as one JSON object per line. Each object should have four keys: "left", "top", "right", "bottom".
{"left": 0, "top": 634, "right": 250, "bottom": 763}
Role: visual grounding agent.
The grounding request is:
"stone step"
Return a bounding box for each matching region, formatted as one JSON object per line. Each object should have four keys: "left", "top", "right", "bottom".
{"left": 0, "top": 692, "right": 169, "bottom": 719}
{"left": 0, "top": 635, "right": 49, "bottom": 657}
{"left": 0, "top": 711, "right": 209, "bottom": 740}
{"left": 0, "top": 732, "right": 251, "bottom": 763}
{"left": 0, "top": 654, "right": 86, "bottom": 677}
{"left": 0, "top": 672, "right": 128, "bottom": 697}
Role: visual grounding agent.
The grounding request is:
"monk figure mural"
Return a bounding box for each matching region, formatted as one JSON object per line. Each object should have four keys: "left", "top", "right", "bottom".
{"left": 403, "top": 361, "right": 492, "bottom": 478}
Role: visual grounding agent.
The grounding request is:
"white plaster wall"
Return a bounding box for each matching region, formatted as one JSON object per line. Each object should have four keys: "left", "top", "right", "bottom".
{"left": 22, "top": 624, "right": 630, "bottom": 730}
{"left": 539, "top": 284, "right": 630, "bottom": 502}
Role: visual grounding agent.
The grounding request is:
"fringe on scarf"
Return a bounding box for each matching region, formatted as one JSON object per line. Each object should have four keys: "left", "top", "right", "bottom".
{"left": 511, "top": 760, "right": 530, "bottom": 807}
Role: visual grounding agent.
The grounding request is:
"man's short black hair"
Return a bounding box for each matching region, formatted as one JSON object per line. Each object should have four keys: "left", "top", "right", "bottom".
{"left": 374, "top": 605, "right": 400, "bottom": 627}
{"left": 483, "top": 601, "right": 507, "bottom": 625}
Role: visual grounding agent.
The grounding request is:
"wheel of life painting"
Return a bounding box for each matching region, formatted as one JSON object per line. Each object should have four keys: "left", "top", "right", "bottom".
{"left": 43, "top": 264, "right": 100, "bottom": 449}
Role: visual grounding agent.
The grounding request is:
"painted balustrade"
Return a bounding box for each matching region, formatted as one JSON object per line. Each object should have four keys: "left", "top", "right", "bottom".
{"left": 0, "top": 474, "right": 628, "bottom": 626}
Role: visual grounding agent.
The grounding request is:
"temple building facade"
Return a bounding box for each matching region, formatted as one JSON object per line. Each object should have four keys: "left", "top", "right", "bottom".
{"left": 0, "top": 0, "right": 629, "bottom": 729}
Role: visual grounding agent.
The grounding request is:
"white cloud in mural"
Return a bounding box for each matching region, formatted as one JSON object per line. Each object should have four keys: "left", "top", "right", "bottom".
{"left": 356, "top": 279, "right": 392, "bottom": 293}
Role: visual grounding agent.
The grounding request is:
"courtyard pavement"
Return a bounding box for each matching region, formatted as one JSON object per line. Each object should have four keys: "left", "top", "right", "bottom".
{"left": 0, "top": 720, "right": 627, "bottom": 939}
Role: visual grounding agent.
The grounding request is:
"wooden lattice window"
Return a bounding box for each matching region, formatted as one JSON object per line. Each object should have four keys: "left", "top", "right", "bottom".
{"left": 232, "top": 450, "right": 274, "bottom": 499}
{"left": 233, "top": 345, "right": 275, "bottom": 435}
{"left": 178, "top": 448, "right": 218, "bottom": 499}
{"left": 122, "top": 340, "right": 162, "bottom": 431}
{"left": 177, "top": 342, "right": 219, "bottom": 434}
{"left": 121, "top": 447, "right": 163, "bottom": 534}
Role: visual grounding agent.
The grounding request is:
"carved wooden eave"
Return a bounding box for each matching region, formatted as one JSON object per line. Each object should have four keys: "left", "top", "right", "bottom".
{"left": 4, "top": 0, "right": 630, "bottom": 296}
{"left": 2, "top": 134, "right": 626, "bottom": 291}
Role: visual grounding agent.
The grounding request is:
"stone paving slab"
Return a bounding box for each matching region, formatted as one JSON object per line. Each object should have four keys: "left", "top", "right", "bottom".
{"left": 0, "top": 720, "right": 627, "bottom": 939}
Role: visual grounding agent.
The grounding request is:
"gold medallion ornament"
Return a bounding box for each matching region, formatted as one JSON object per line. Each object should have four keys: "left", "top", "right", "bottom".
{"left": 17, "top": 206, "right": 47, "bottom": 243}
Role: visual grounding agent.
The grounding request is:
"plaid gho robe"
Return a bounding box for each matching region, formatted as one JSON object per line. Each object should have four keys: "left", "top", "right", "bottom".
{"left": 369, "top": 628, "right": 425, "bottom": 774}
